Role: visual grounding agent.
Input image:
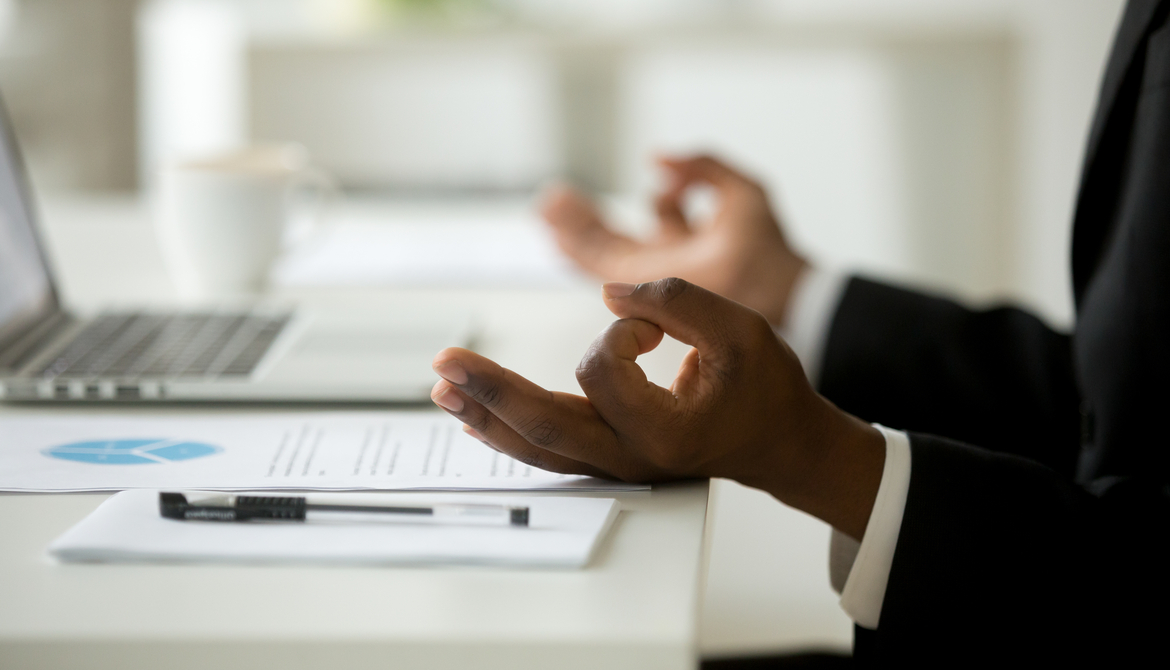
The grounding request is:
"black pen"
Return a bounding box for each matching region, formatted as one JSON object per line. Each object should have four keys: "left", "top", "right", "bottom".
{"left": 159, "top": 491, "right": 530, "bottom": 527}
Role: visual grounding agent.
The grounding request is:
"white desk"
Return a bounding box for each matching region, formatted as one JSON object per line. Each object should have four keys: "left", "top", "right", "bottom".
{"left": 0, "top": 195, "right": 713, "bottom": 669}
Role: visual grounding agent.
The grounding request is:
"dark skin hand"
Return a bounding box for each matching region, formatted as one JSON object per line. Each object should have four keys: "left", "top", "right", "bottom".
{"left": 431, "top": 278, "right": 886, "bottom": 541}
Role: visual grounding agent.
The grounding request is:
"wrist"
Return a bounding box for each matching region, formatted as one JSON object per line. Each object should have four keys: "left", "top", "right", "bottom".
{"left": 764, "top": 400, "right": 885, "bottom": 541}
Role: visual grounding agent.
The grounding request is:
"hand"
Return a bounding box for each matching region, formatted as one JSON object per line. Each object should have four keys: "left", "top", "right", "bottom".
{"left": 430, "top": 278, "right": 885, "bottom": 540}
{"left": 541, "top": 155, "right": 808, "bottom": 326}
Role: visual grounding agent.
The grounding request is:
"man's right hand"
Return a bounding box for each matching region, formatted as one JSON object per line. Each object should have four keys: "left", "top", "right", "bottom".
{"left": 430, "top": 278, "right": 886, "bottom": 541}
{"left": 541, "top": 155, "right": 808, "bottom": 326}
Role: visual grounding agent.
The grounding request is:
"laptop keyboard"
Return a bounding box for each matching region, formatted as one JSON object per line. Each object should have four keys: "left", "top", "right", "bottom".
{"left": 34, "top": 313, "right": 291, "bottom": 380}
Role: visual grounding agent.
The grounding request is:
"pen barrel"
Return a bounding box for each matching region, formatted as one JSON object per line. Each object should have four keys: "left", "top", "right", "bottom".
{"left": 159, "top": 492, "right": 528, "bottom": 526}
{"left": 306, "top": 503, "right": 528, "bottom": 527}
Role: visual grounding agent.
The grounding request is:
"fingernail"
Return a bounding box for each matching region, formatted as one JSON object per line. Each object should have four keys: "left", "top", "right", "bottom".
{"left": 603, "top": 282, "right": 636, "bottom": 299}
{"left": 432, "top": 387, "right": 464, "bottom": 413}
{"left": 434, "top": 360, "right": 468, "bottom": 385}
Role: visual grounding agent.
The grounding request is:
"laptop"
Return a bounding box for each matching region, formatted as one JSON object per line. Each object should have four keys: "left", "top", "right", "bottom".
{"left": 0, "top": 94, "right": 470, "bottom": 403}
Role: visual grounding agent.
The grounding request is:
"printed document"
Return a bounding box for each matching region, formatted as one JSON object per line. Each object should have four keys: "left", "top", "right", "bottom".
{"left": 0, "top": 412, "right": 644, "bottom": 492}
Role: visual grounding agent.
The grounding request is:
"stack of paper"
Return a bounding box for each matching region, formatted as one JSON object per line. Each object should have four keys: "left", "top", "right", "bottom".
{"left": 50, "top": 490, "right": 620, "bottom": 569}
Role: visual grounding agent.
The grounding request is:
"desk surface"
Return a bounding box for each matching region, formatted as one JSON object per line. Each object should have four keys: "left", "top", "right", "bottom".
{"left": 0, "top": 484, "right": 708, "bottom": 670}
{"left": 0, "top": 196, "right": 712, "bottom": 670}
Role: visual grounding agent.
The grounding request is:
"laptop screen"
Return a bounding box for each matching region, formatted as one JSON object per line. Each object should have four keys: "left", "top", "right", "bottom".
{"left": 0, "top": 94, "right": 55, "bottom": 346}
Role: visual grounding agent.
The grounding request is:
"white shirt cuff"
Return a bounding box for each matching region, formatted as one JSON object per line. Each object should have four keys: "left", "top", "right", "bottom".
{"left": 775, "top": 266, "right": 849, "bottom": 388}
{"left": 833, "top": 425, "right": 913, "bottom": 630}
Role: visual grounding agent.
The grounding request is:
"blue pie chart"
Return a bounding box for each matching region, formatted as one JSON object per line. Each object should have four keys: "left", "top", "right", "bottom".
{"left": 42, "top": 439, "right": 222, "bottom": 465}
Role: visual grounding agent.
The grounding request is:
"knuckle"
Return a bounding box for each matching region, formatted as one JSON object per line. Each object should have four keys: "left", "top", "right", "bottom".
{"left": 648, "top": 277, "right": 690, "bottom": 308}
{"left": 575, "top": 346, "right": 609, "bottom": 386}
{"left": 465, "top": 408, "right": 494, "bottom": 434}
{"left": 517, "top": 415, "right": 564, "bottom": 449}
{"left": 469, "top": 378, "right": 503, "bottom": 409}
{"left": 711, "top": 313, "right": 772, "bottom": 385}
{"left": 718, "top": 341, "right": 748, "bottom": 383}
{"left": 744, "top": 312, "right": 778, "bottom": 348}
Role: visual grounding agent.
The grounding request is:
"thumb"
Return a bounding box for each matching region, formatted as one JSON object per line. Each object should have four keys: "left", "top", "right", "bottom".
{"left": 601, "top": 278, "right": 764, "bottom": 355}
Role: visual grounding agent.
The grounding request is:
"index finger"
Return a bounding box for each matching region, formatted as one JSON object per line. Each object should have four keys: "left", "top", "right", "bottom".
{"left": 600, "top": 278, "right": 762, "bottom": 355}
{"left": 575, "top": 317, "right": 677, "bottom": 423}
{"left": 431, "top": 348, "right": 621, "bottom": 467}
{"left": 433, "top": 380, "right": 612, "bottom": 479}
{"left": 657, "top": 154, "right": 757, "bottom": 192}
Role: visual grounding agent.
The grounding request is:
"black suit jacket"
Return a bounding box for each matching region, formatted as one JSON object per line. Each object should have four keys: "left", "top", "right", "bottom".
{"left": 817, "top": 0, "right": 1170, "bottom": 662}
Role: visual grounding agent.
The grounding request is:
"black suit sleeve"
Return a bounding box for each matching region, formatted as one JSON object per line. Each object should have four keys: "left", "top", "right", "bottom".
{"left": 821, "top": 3, "right": 1170, "bottom": 662}
{"left": 852, "top": 432, "right": 1170, "bottom": 664}
{"left": 818, "top": 277, "right": 1082, "bottom": 475}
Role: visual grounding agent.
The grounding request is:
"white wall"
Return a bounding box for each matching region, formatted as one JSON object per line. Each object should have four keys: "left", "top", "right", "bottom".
{"left": 1010, "top": 0, "right": 1126, "bottom": 326}
{"left": 619, "top": 43, "right": 909, "bottom": 281}
{"left": 0, "top": 0, "right": 1129, "bottom": 327}
{"left": 614, "top": 35, "right": 1018, "bottom": 306}
{"left": 249, "top": 37, "right": 561, "bottom": 191}
{"left": 239, "top": 3, "right": 1125, "bottom": 325}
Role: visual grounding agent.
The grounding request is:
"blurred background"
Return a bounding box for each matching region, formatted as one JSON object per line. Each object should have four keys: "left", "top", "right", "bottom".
{"left": 0, "top": 0, "right": 1126, "bottom": 657}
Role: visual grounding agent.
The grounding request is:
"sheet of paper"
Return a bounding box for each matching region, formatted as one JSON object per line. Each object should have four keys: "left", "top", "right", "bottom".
{"left": 0, "top": 412, "right": 645, "bottom": 492}
{"left": 49, "top": 489, "right": 621, "bottom": 569}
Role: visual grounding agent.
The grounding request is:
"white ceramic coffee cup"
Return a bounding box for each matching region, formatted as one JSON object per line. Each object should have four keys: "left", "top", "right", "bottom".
{"left": 156, "top": 144, "right": 331, "bottom": 301}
